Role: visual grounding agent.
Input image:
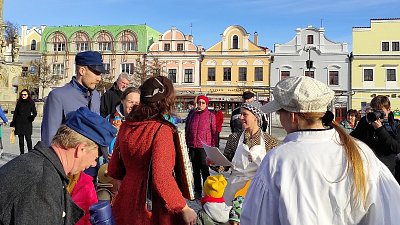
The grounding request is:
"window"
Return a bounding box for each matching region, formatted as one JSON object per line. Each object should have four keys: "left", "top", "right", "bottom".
{"left": 21, "top": 67, "right": 28, "bottom": 76}
{"left": 382, "top": 42, "right": 390, "bottom": 51}
{"left": 99, "top": 42, "right": 111, "bottom": 51}
{"left": 168, "top": 69, "right": 177, "bottom": 83}
{"left": 239, "top": 67, "right": 247, "bottom": 81}
{"left": 104, "top": 63, "right": 111, "bottom": 74}
{"left": 232, "top": 35, "right": 239, "bottom": 49}
{"left": 122, "top": 42, "right": 136, "bottom": 51}
{"left": 76, "top": 42, "right": 89, "bottom": 52}
{"left": 208, "top": 68, "right": 216, "bottom": 81}
{"left": 387, "top": 69, "right": 396, "bottom": 81}
{"left": 281, "top": 71, "right": 290, "bottom": 80}
{"left": 121, "top": 63, "right": 134, "bottom": 75}
{"left": 393, "top": 42, "right": 400, "bottom": 51}
{"left": 307, "top": 35, "right": 314, "bottom": 44}
{"left": 223, "top": 67, "right": 231, "bottom": 81}
{"left": 53, "top": 43, "right": 65, "bottom": 51}
{"left": 184, "top": 69, "right": 193, "bottom": 83}
{"left": 255, "top": 67, "right": 263, "bottom": 81}
{"left": 164, "top": 43, "right": 170, "bottom": 51}
{"left": 52, "top": 63, "right": 64, "bottom": 76}
{"left": 364, "top": 69, "right": 373, "bottom": 81}
{"left": 30, "top": 40, "right": 36, "bottom": 50}
{"left": 329, "top": 71, "right": 339, "bottom": 85}
{"left": 50, "top": 32, "right": 67, "bottom": 52}
{"left": 305, "top": 71, "right": 314, "bottom": 78}
{"left": 177, "top": 43, "right": 184, "bottom": 51}
{"left": 120, "top": 30, "right": 137, "bottom": 51}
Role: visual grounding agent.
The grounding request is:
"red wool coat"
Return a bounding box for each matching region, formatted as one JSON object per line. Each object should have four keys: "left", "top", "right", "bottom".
{"left": 108, "top": 120, "right": 187, "bottom": 225}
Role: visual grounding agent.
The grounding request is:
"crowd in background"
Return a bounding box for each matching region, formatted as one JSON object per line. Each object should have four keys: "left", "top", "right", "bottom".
{"left": 1, "top": 50, "right": 400, "bottom": 225}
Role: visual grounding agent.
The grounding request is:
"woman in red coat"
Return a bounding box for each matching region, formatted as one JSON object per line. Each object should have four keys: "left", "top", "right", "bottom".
{"left": 108, "top": 76, "right": 197, "bottom": 225}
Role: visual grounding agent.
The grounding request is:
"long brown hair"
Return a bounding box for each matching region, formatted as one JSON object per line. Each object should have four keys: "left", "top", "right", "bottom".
{"left": 296, "top": 112, "right": 366, "bottom": 206}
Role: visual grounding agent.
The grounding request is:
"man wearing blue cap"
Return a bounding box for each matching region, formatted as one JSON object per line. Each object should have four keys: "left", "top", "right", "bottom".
{"left": 0, "top": 107, "right": 116, "bottom": 225}
{"left": 41, "top": 51, "right": 106, "bottom": 146}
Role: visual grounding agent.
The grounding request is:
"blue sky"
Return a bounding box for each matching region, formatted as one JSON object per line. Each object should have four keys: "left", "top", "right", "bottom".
{"left": 4, "top": 0, "right": 400, "bottom": 51}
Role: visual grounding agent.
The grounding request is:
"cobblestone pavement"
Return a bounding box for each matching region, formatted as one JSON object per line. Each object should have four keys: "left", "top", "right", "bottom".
{"left": 0, "top": 116, "right": 286, "bottom": 212}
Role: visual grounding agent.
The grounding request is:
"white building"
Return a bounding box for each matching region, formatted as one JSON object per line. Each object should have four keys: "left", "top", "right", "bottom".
{"left": 271, "top": 26, "right": 350, "bottom": 121}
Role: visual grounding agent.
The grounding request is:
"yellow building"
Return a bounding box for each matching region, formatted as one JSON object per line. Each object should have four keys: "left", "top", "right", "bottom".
{"left": 201, "top": 25, "right": 271, "bottom": 114}
{"left": 18, "top": 25, "right": 45, "bottom": 99}
{"left": 351, "top": 19, "right": 400, "bottom": 112}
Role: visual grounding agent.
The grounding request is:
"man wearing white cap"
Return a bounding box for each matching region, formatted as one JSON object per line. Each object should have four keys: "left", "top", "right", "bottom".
{"left": 241, "top": 76, "right": 400, "bottom": 225}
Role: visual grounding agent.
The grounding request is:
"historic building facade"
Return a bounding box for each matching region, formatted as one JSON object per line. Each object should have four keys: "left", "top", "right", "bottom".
{"left": 18, "top": 25, "right": 45, "bottom": 99}
{"left": 148, "top": 26, "right": 203, "bottom": 112}
{"left": 351, "top": 18, "right": 400, "bottom": 112}
{"left": 271, "top": 26, "right": 350, "bottom": 122}
{"left": 39, "top": 24, "right": 160, "bottom": 96}
{"left": 201, "top": 25, "right": 271, "bottom": 114}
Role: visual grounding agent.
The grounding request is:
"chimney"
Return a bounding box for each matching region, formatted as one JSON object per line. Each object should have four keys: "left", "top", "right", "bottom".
{"left": 40, "top": 25, "right": 47, "bottom": 34}
{"left": 254, "top": 32, "right": 258, "bottom": 45}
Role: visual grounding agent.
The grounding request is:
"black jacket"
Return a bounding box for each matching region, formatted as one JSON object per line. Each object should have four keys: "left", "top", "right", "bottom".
{"left": 230, "top": 107, "right": 243, "bottom": 133}
{"left": 0, "top": 142, "right": 84, "bottom": 225}
{"left": 11, "top": 99, "right": 37, "bottom": 135}
{"left": 351, "top": 116, "right": 400, "bottom": 173}
{"left": 100, "top": 83, "right": 122, "bottom": 117}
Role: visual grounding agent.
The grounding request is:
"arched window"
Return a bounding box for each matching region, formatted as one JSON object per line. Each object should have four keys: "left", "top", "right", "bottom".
{"left": 97, "top": 31, "right": 113, "bottom": 51}
{"left": 74, "top": 31, "right": 90, "bottom": 52}
{"left": 30, "top": 40, "right": 37, "bottom": 50}
{"left": 120, "top": 30, "right": 137, "bottom": 51}
{"left": 232, "top": 35, "right": 239, "bottom": 49}
{"left": 49, "top": 32, "right": 67, "bottom": 52}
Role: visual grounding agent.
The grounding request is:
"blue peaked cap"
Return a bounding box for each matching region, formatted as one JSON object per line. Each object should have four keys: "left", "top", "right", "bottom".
{"left": 75, "top": 51, "right": 106, "bottom": 74}
{"left": 65, "top": 107, "right": 117, "bottom": 147}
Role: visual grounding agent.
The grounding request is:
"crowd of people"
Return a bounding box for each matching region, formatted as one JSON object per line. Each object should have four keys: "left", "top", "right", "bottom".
{"left": 1, "top": 50, "right": 400, "bottom": 225}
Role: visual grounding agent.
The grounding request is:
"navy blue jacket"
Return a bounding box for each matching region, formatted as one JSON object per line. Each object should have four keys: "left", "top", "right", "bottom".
{"left": 41, "top": 77, "right": 100, "bottom": 146}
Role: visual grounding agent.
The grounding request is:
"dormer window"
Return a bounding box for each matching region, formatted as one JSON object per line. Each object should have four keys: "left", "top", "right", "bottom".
{"left": 30, "top": 40, "right": 36, "bottom": 50}
{"left": 307, "top": 35, "right": 314, "bottom": 44}
{"left": 232, "top": 35, "right": 239, "bottom": 49}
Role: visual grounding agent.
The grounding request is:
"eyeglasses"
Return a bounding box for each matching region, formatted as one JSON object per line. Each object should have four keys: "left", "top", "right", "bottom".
{"left": 21, "top": 94, "right": 28, "bottom": 96}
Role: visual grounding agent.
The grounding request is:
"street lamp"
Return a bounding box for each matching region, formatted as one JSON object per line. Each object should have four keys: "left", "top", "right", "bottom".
{"left": 304, "top": 46, "right": 316, "bottom": 77}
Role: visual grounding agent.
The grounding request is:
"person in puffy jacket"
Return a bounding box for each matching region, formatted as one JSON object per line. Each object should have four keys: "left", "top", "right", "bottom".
{"left": 185, "top": 95, "right": 217, "bottom": 199}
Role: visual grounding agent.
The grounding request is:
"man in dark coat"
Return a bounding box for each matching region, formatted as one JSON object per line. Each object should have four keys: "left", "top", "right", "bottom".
{"left": 351, "top": 95, "right": 400, "bottom": 183}
{"left": 100, "top": 73, "right": 130, "bottom": 117}
{"left": 230, "top": 91, "right": 255, "bottom": 133}
{"left": 0, "top": 107, "right": 117, "bottom": 225}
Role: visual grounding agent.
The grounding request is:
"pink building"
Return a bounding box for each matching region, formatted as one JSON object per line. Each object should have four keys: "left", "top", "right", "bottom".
{"left": 148, "top": 26, "right": 203, "bottom": 112}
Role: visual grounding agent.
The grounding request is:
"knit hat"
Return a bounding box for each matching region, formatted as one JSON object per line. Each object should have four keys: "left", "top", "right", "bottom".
{"left": 139, "top": 76, "right": 174, "bottom": 103}
{"left": 242, "top": 91, "right": 255, "bottom": 100}
{"left": 197, "top": 95, "right": 209, "bottom": 105}
{"left": 203, "top": 175, "right": 227, "bottom": 198}
{"left": 241, "top": 101, "right": 264, "bottom": 127}
{"left": 261, "top": 76, "right": 334, "bottom": 114}
{"left": 229, "top": 196, "right": 244, "bottom": 222}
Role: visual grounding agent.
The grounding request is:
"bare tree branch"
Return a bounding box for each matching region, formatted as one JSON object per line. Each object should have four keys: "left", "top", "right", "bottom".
{"left": 4, "top": 21, "right": 18, "bottom": 45}
{"left": 29, "top": 57, "right": 61, "bottom": 98}
{"left": 131, "top": 55, "right": 165, "bottom": 88}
